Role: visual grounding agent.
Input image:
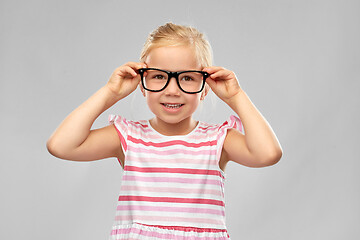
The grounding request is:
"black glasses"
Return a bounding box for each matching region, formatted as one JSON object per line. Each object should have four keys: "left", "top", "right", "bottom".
{"left": 138, "top": 68, "right": 209, "bottom": 94}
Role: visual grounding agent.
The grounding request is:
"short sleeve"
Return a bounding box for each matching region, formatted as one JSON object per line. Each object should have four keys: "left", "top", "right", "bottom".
{"left": 108, "top": 114, "right": 128, "bottom": 154}
{"left": 216, "top": 115, "right": 244, "bottom": 161}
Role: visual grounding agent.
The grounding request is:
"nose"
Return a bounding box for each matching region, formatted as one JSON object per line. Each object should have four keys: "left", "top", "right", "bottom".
{"left": 164, "top": 76, "right": 181, "bottom": 95}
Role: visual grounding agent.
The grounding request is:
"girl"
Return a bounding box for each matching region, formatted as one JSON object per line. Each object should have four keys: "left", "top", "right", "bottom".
{"left": 47, "top": 23, "right": 282, "bottom": 239}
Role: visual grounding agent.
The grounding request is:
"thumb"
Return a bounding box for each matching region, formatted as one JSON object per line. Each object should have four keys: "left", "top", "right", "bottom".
{"left": 205, "top": 77, "right": 217, "bottom": 90}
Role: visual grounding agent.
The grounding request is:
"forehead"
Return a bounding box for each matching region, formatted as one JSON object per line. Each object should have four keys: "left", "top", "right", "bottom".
{"left": 145, "top": 46, "right": 201, "bottom": 71}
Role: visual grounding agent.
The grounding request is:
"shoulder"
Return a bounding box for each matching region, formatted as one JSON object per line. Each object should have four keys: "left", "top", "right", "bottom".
{"left": 199, "top": 115, "right": 243, "bottom": 139}
{"left": 109, "top": 115, "right": 148, "bottom": 129}
{"left": 193, "top": 121, "right": 221, "bottom": 139}
{"left": 203, "top": 115, "right": 243, "bottom": 131}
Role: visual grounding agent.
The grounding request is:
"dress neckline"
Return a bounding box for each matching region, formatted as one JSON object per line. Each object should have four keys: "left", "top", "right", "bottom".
{"left": 147, "top": 120, "right": 201, "bottom": 138}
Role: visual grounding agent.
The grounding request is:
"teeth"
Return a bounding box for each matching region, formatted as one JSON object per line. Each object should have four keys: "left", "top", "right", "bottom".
{"left": 163, "top": 103, "right": 182, "bottom": 108}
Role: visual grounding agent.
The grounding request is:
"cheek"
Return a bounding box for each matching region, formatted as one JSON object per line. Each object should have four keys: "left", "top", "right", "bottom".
{"left": 146, "top": 95, "right": 154, "bottom": 106}
{"left": 187, "top": 94, "right": 201, "bottom": 108}
{"left": 146, "top": 93, "right": 160, "bottom": 111}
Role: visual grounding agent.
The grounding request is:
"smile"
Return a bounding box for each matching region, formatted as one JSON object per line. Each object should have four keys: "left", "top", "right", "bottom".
{"left": 161, "top": 103, "right": 184, "bottom": 109}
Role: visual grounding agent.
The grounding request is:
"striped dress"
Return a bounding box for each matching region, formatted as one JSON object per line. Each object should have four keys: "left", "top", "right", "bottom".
{"left": 108, "top": 114, "right": 243, "bottom": 240}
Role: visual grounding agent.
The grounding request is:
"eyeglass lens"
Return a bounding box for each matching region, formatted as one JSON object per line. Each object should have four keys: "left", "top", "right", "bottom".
{"left": 142, "top": 69, "right": 204, "bottom": 93}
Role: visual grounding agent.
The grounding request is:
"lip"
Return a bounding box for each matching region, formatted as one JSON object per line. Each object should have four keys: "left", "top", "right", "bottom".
{"left": 161, "top": 103, "right": 184, "bottom": 113}
{"left": 161, "top": 102, "right": 184, "bottom": 105}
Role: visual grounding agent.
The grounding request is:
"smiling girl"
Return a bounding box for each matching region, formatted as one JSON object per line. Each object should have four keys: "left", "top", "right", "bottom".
{"left": 47, "top": 22, "right": 282, "bottom": 239}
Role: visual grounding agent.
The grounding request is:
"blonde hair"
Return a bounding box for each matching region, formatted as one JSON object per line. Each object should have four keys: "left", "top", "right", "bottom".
{"left": 140, "top": 23, "right": 213, "bottom": 68}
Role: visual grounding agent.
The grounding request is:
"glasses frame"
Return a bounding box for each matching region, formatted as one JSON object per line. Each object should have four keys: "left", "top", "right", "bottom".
{"left": 138, "top": 68, "right": 209, "bottom": 94}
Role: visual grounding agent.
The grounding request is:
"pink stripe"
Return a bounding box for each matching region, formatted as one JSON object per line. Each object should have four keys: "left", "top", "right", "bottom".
{"left": 115, "top": 214, "right": 225, "bottom": 225}
{"left": 112, "top": 122, "right": 127, "bottom": 152}
{"left": 127, "top": 156, "right": 218, "bottom": 165}
{"left": 183, "top": 134, "right": 213, "bottom": 140}
{"left": 116, "top": 204, "right": 225, "bottom": 216}
{"left": 131, "top": 121, "right": 148, "bottom": 128}
{"left": 124, "top": 121, "right": 239, "bottom": 139}
{"left": 111, "top": 224, "right": 230, "bottom": 239}
{"left": 113, "top": 116, "right": 128, "bottom": 133}
{"left": 118, "top": 195, "right": 225, "bottom": 206}
{"left": 116, "top": 157, "right": 123, "bottom": 168}
{"left": 129, "top": 126, "right": 161, "bottom": 136}
{"left": 218, "top": 121, "right": 228, "bottom": 130}
{"left": 198, "top": 125, "right": 216, "bottom": 131}
{"left": 128, "top": 136, "right": 217, "bottom": 148}
{"left": 125, "top": 166, "right": 223, "bottom": 178}
{"left": 120, "top": 185, "right": 223, "bottom": 197}
{"left": 111, "top": 227, "right": 174, "bottom": 239}
{"left": 123, "top": 175, "right": 223, "bottom": 186}
{"left": 196, "top": 128, "right": 221, "bottom": 135}
{"left": 137, "top": 222, "right": 228, "bottom": 233}
{"left": 127, "top": 145, "right": 216, "bottom": 155}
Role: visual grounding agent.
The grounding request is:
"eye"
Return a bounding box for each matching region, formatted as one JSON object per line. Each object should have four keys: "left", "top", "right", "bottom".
{"left": 153, "top": 74, "right": 166, "bottom": 79}
{"left": 181, "top": 75, "right": 194, "bottom": 81}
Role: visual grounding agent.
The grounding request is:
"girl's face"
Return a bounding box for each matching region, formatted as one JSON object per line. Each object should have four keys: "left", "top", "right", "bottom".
{"left": 141, "top": 46, "right": 208, "bottom": 128}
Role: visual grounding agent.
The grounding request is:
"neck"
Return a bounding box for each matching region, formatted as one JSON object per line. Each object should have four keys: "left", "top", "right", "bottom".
{"left": 149, "top": 117, "right": 198, "bottom": 136}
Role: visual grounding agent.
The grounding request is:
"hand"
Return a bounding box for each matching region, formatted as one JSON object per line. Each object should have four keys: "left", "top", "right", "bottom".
{"left": 106, "top": 62, "right": 147, "bottom": 99}
{"left": 203, "top": 66, "right": 242, "bottom": 104}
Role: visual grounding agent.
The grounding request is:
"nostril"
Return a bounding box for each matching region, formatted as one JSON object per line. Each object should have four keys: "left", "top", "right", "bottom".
{"left": 164, "top": 79, "right": 181, "bottom": 94}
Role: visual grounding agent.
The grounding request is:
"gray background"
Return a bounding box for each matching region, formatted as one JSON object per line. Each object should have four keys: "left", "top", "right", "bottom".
{"left": 1, "top": 0, "right": 359, "bottom": 239}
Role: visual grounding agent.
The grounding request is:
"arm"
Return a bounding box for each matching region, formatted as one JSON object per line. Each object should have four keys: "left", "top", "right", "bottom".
{"left": 46, "top": 62, "right": 147, "bottom": 161}
{"left": 203, "top": 67, "right": 283, "bottom": 167}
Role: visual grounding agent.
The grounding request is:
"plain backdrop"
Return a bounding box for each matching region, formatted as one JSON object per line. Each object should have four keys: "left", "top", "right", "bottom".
{"left": 1, "top": 0, "right": 359, "bottom": 239}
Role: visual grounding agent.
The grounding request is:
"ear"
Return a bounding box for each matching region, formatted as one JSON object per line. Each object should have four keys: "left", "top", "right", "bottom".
{"left": 200, "top": 83, "right": 210, "bottom": 100}
{"left": 139, "top": 82, "right": 146, "bottom": 97}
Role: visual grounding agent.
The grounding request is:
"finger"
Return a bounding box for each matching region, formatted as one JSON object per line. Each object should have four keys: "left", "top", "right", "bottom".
{"left": 202, "top": 66, "right": 225, "bottom": 74}
{"left": 125, "top": 62, "right": 147, "bottom": 71}
{"left": 205, "top": 76, "right": 217, "bottom": 89}
{"left": 119, "top": 66, "right": 137, "bottom": 77}
{"left": 136, "top": 62, "right": 147, "bottom": 69}
{"left": 209, "top": 69, "right": 232, "bottom": 80}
